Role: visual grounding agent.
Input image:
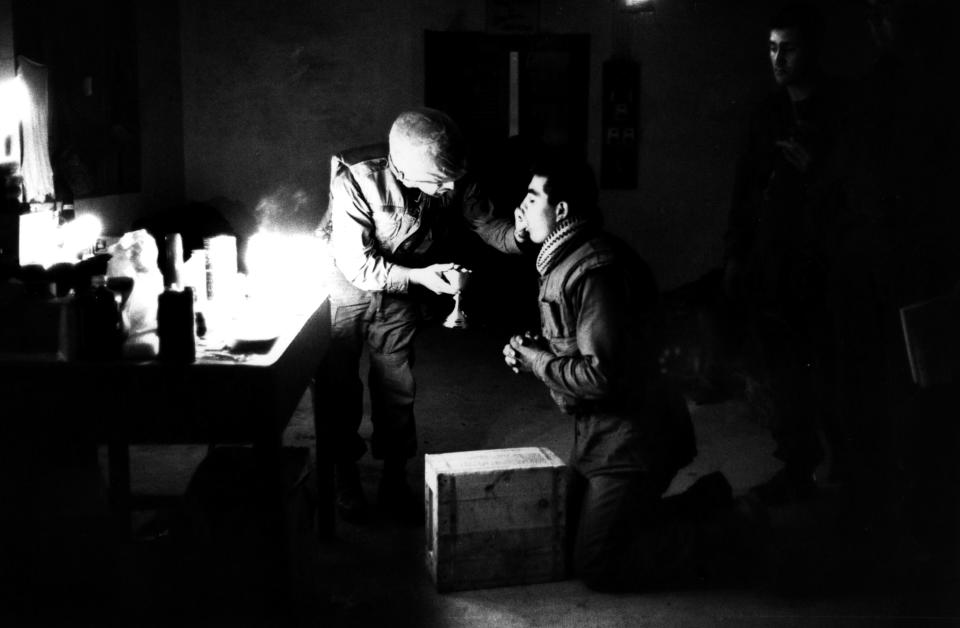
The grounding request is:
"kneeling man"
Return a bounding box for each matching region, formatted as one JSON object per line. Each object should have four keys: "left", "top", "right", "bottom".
{"left": 504, "top": 154, "right": 750, "bottom": 591}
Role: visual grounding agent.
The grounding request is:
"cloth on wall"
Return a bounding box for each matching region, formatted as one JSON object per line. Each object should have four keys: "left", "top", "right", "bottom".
{"left": 17, "top": 55, "right": 55, "bottom": 203}
{"left": 0, "top": 77, "right": 26, "bottom": 167}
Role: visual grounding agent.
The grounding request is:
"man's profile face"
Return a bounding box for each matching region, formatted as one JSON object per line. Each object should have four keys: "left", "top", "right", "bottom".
{"left": 518, "top": 175, "right": 558, "bottom": 245}
{"left": 769, "top": 28, "right": 809, "bottom": 86}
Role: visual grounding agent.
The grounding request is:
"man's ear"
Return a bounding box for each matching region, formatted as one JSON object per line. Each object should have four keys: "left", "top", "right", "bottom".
{"left": 555, "top": 201, "right": 570, "bottom": 222}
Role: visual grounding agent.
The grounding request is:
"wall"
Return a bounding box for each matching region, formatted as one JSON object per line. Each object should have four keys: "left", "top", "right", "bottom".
{"left": 75, "top": 1, "right": 186, "bottom": 235}
{"left": 609, "top": 0, "right": 873, "bottom": 287}
{"left": 0, "top": 0, "right": 11, "bottom": 100}
{"left": 177, "top": 0, "right": 876, "bottom": 290}
{"left": 0, "top": 0, "right": 11, "bottom": 77}
{"left": 0, "top": 0, "right": 22, "bottom": 168}
{"left": 136, "top": 0, "right": 185, "bottom": 210}
{"left": 0, "top": 0, "right": 185, "bottom": 235}
{"left": 0, "top": 0, "right": 877, "bottom": 285}
{"left": 0, "top": 0, "right": 878, "bottom": 286}
{"left": 179, "top": 0, "right": 476, "bottom": 239}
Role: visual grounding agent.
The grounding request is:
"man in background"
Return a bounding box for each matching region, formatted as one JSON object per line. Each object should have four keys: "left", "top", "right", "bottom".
{"left": 722, "top": 3, "right": 848, "bottom": 504}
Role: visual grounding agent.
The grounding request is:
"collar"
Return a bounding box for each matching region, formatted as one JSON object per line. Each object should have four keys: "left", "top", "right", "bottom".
{"left": 535, "top": 217, "right": 592, "bottom": 276}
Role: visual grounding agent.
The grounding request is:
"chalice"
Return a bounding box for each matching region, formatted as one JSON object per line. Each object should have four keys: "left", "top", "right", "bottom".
{"left": 442, "top": 266, "right": 472, "bottom": 329}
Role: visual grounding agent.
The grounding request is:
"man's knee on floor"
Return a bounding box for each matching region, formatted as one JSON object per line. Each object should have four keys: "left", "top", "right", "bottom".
{"left": 574, "top": 529, "right": 674, "bottom": 592}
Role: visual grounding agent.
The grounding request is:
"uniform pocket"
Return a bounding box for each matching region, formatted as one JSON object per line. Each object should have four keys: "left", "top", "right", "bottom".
{"left": 371, "top": 204, "right": 403, "bottom": 243}
{"left": 539, "top": 298, "right": 563, "bottom": 338}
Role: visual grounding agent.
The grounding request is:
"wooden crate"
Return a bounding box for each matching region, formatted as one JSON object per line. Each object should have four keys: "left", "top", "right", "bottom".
{"left": 424, "top": 447, "right": 567, "bottom": 592}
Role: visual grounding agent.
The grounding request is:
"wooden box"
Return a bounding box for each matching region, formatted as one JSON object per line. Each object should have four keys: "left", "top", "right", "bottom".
{"left": 424, "top": 447, "right": 567, "bottom": 592}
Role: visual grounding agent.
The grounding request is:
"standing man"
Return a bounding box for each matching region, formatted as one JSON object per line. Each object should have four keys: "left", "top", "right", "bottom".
{"left": 503, "top": 154, "right": 752, "bottom": 590}
{"left": 318, "top": 108, "right": 525, "bottom": 524}
{"left": 723, "top": 3, "right": 848, "bottom": 504}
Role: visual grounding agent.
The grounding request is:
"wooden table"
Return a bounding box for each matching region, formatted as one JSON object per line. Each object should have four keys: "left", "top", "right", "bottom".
{"left": 0, "top": 294, "right": 334, "bottom": 542}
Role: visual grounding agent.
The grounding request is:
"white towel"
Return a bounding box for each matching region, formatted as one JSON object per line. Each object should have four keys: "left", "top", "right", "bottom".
{"left": 16, "top": 55, "right": 55, "bottom": 203}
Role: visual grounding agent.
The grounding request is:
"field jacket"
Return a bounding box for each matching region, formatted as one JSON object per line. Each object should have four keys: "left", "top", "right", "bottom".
{"left": 533, "top": 230, "right": 696, "bottom": 475}
{"left": 326, "top": 143, "right": 520, "bottom": 293}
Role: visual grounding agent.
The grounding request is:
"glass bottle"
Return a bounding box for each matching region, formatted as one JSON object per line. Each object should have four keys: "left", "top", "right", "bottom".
{"left": 158, "top": 285, "right": 196, "bottom": 362}
{"left": 76, "top": 274, "right": 123, "bottom": 360}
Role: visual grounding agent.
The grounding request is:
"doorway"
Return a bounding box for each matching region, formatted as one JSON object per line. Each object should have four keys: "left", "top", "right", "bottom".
{"left": 425, "top": 31, "right": 589, "bottom": 212}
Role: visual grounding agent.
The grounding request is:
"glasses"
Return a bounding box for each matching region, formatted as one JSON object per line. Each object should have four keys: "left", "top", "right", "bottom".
{"left": 388, "top": 153, "right": 462, "bottom": 189}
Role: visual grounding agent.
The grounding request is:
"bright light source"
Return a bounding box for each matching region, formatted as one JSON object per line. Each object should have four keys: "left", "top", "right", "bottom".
{"left": 18, "top": 209, "right": 58, "bottom": 267}
{"left": 0, "top": 76, "right": 30, "bottom": 127}
{"left": 60, "top": 214, "right": 103, "bottom": 256}
{"left": 19, "top": 210, "right": 102, "bottom": 268}
{"left": 245, "top": 230, "right": 329, "bottom": 314}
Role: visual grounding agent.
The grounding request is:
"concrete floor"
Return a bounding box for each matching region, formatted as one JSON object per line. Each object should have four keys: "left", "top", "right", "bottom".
{"left": 310, "top": 323, "right": 958, "bottom": 628}
{"left": 3, "top": 321, "right": 957, "bottom": 627}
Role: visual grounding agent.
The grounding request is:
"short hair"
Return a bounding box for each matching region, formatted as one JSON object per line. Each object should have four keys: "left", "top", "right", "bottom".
{"left": 769, "top": 3, "right": 825, "bottom": 47}
{"left": 388, "top": 108, "right": 467, "bottom": 180}
{"left": 529, "top": 152, "right": 599, "bottom": 221}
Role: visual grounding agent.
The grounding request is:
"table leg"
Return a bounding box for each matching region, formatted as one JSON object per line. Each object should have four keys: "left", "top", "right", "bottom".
{"left": 255, "top": 439, "right": 291, "bottom": 608}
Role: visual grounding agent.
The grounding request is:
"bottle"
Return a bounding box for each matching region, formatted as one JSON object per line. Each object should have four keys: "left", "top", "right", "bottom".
{"left": 76, "top": 274, "right": 123, "bottom": 360}
{"left": 158, "top": 233, "right": 196, "bottom": 362}
{"left": 165, "top": 232, "right": 184, "bottom": 290}
{"left": 158, "top": 286, "right": 196, "bottom": 362}
{"left": 59, "top": 202, "right": 75, "bottom": 226}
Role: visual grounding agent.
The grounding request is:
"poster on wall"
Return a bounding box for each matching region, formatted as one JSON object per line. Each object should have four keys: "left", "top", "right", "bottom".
{"left": 600, "top": 58, "right": 639, "bottom": 189}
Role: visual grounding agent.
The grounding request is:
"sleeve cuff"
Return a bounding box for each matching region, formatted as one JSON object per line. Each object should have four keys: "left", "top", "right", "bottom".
{"left": 531, "top": 350, "right": 553, "bottom": 381}
{"left": 385, "top": 266, "right": 411, "bottom": 294}
{"left": 507, "top": 226, "right": 523, "bottom": 254}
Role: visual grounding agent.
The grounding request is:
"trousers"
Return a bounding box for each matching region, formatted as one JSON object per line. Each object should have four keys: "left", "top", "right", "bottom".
{"left": 565, "top": 460, "right": 756, "bottom": 592}
{"left": 751, "top": 306, "right": 834, "bottom": 473}
{"left": 314, "top": 268, "right": 420, "bottom": 463}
